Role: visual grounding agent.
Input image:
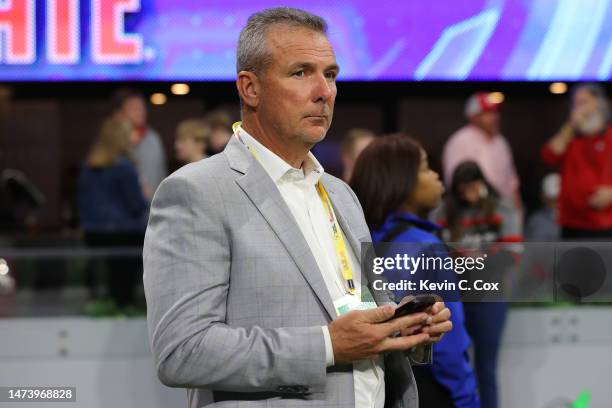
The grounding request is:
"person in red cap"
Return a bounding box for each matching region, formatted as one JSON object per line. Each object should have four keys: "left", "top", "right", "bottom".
{"left": 541, "top": 83, "right": 612, "bottom": 239}
{"left": 442, "top": 92, "right": 522, "bottom": 214}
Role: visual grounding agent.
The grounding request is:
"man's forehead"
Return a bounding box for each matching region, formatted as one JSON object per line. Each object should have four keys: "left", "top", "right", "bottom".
{"left": 575, "top": 89, "right": 595, "bottom": 100}
{"left": 266, "top": 25, "right": 336, "bottom": 60}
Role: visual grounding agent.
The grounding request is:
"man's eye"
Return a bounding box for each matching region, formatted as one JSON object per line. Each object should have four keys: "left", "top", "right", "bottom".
{"left": 326, "top": 72, "right": 337, "bottom": 80}
{"left": 293, "top": 70, "right": 305, "bottom": 77}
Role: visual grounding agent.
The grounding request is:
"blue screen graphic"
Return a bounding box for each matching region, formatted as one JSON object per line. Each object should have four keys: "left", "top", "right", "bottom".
{"left": 0, "top": 0, "right": 610, "bottom": 81}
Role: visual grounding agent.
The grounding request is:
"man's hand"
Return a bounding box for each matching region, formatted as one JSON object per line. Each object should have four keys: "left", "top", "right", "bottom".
{"left": 588, "top": 186, "right": 612, "bottom": 210}
{"left": 548, "top": 122, "right": 575, "bottom": 155}
{"left": 420, "top": 301, "right": 452, "bottom": 343}
{"left": 328, "top": 305, "right": 430, "bottom": 364}
{"left": 397, "top": 298, "right": 452, "bottom": 343}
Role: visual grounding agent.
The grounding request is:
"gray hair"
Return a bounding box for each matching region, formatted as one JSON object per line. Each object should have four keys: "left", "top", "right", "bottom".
{"left": 571, "top": 83, "right": 611, "bottom": 122}
{"left": 236, "top": 7, "right": 328, "bottom": 75}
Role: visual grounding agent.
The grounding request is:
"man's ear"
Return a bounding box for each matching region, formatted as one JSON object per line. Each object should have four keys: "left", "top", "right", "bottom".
{"left": 236, "top": 71, "right": 260, "bottom": 109}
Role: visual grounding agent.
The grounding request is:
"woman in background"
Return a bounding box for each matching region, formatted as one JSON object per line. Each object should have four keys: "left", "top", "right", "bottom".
{"left": 351, "top": 134, "right": 480, "bottom": 408}
{"left": 433, "top": 160, "right": 521, "bottom": 408}
{"left": 79, "top": 117, "right": 149, "bottom": 314}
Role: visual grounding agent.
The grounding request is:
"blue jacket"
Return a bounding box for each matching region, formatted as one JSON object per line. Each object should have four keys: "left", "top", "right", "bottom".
{"left": 372, "top": 211, "right": 480, "bottom": 408}
{"left": 79, "top": 156, "right": 148, "bottom": 233}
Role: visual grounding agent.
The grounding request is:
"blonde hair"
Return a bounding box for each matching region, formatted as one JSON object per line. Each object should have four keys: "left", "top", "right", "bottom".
{"left": 176, "top": 118, "right": 211, "bottom": 145}
{"left": 87, "top": 117, "right": 133, "bottom": 168}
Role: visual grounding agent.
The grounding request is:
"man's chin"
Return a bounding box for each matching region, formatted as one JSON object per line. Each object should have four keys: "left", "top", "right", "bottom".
{"left": 298, "top": 125, "right": 328, "bottom": 144}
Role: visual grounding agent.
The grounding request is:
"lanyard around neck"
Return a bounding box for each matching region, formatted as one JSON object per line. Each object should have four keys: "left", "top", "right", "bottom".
{"left": 233, "top": 121, "right": 356, "bottom": 295}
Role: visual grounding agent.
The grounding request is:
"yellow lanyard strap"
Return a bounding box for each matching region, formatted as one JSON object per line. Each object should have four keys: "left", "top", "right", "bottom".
{"left": 315, "top": 182, "right": 356, "bottom": 295}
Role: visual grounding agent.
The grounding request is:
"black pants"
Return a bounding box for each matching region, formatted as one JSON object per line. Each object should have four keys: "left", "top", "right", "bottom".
{"left": 84, "top": 231, "right": 144, "bottom": 307}
{"left": 412, "top": 365, "right": 454, "bottom": 408}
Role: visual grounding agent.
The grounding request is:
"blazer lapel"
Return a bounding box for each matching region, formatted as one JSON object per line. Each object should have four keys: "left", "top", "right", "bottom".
{"left": 226, "top": 139, "right": 337, "bottom": 320}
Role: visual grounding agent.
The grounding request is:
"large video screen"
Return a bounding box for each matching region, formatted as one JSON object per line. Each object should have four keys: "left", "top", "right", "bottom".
{"left": 0, "top": 0, "right": 610, "bottom": 81}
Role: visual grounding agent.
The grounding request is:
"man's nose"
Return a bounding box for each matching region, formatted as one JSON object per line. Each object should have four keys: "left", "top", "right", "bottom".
{"left": 312, "top": 73, "right": 334, "bottom": 102}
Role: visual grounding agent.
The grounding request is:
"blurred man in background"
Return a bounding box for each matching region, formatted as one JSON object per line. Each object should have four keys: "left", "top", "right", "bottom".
{"left": 340, "top": 128, "right": 374, "bottom": 182}
{"left": 525, "top": 173, "right": 561, "bottom": 241}
{"left": 113, "top": 88, "right": 167, "bottom": 199}
{"left": 541, "top": 83, "right": 612, "bottom": 240}
{"left": 442, "top": 92, "right": 522, "bottom": 214}
{"left": 174, "top": 118, "right": 211, "bottom": 164}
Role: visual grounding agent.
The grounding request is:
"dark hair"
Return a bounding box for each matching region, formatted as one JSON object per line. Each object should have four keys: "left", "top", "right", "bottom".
{"left": 350, "top": 134, "right": 422, "bottom": 230}
{"left": 444, "top": 161, "right": 499, "bottom": 241}
{"left": 111, "top": 88, "right": 144, "bottom": 113}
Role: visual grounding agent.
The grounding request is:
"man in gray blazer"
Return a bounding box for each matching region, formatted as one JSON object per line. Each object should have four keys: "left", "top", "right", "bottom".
{"left": 144, "top": 7, "right": 452, "bottom": 407}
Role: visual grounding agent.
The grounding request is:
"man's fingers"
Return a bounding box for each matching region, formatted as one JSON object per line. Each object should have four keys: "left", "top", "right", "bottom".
{"left": 422, "top": 320, "right": 453, "bottom": 336}
{"left": 430, "top": 301, "right": 444, "bottom": 314}
{"left": 378, "top": 332, "right": 430, "bottom": 353}
{"left": 431, "top": 306, "right": 451, "bottom": 323}
{"left": 379, "top": 312, "right": 430, "bottom": 335}
{"left": 399, "top": 324, "right": 425, "bottom": 337}
{"left": 361, "top": 305, "right": 397, "bottom": 323}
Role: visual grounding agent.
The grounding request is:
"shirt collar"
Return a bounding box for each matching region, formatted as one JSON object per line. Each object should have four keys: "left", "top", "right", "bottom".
{"left": 236, "top": 125, "right": 324, "bottom": 185}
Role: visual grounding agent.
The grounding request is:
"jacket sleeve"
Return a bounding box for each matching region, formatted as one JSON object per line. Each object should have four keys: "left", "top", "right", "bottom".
{"left": 143, "top": 173, "right": 327, "bottom": 393}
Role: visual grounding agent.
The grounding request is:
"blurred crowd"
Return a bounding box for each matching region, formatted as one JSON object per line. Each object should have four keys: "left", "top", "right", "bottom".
{"left": 75, "top": 88, "right": 234, "bottom": 315}
{"left": 0, "top": 82, "right": 610, "bottom": 407}
{"left": 345, "top": 82, "right": 611, "bottom": 408}
{"left": 2, "top": 84, "right": 610, "bottom": 308}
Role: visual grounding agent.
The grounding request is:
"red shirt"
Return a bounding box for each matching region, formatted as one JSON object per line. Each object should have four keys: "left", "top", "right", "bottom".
{"left": 541, "top": 124, "right": 612, "bottom": 230}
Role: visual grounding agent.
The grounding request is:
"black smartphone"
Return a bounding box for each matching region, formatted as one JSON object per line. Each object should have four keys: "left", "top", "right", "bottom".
{"left": 389, "top": 295, "right": 437, "bottom": 320}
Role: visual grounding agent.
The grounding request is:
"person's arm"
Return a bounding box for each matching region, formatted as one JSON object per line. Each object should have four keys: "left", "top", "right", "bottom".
{"left": 144, "top": 174, "right": 327, "bottom": 393}
{"left": 542, "top": 123, "right": 575, "bottom": 166}
{"left": 588, "top": 186, "right": 612, "bottom": 210}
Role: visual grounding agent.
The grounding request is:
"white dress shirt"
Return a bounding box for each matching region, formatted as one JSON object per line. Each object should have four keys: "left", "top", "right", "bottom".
{"left": 236, "top": 126, "right": 385, "bottom": 408}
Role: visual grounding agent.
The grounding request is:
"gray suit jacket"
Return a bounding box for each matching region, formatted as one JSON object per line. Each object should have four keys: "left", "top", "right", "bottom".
{"left": 144, "top": 137, "right": 430, "bottom": 407}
